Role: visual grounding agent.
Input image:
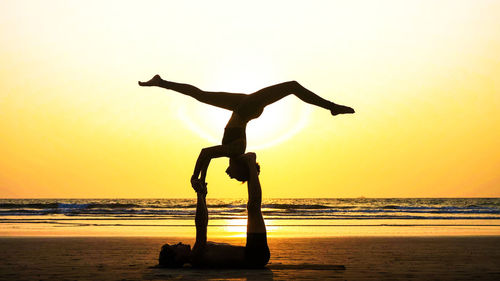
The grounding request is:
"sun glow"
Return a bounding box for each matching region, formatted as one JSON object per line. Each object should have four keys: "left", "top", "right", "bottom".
{"left": 177, "top": 54, "right": 312, "bottom": 150}
{"left": 178, "top": 99, "right": 311, "bottom": 150}
{"left": 221, "top": 219, "right": 247, "bottom": 238}
{"left": 2, "top": 1, "right": 499, "bottom": 198}
{"left": 219, "top": 219, "right": 282, "bottom": 238}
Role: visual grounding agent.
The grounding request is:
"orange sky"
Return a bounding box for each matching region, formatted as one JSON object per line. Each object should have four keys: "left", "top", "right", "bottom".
{"left": 1, "top": 0, "right": 499, "bottom": 198}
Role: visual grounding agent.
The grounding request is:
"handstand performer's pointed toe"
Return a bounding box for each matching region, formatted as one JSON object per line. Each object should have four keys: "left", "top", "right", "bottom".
{"left": 330, "top": 103, "right": 355, "bottom": 116}
{"left": 138, "top": 74, "right": 162, "bottom": 86}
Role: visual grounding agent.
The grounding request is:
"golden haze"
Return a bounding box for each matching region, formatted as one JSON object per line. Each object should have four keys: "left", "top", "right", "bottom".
{"left": 1, "top": 1, "right": 499, "bottom": 198}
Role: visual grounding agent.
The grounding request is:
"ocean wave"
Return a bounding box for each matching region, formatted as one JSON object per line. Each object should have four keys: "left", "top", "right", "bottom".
{"left": 0, "top": 203, "right": 60, "bottom": 209}
{"left": 1, "top": 198, "right": 500, "bottom": 220}
{"left": 263, "top": 203, "right": 332, "bottom": 209}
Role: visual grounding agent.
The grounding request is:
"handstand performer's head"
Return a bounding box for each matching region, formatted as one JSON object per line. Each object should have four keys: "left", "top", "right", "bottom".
{"left": 159, "top": 243, "right": 191, "bottom": 268}
{"left": 225, "top": 155, "right": 260, "bottom": 182}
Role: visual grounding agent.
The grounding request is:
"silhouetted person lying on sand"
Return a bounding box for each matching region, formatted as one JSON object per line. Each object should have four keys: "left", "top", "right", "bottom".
{"left": 159, "top": 152, "right": 270, "bottom": 268}
{"left": 139, "top": 75, "right": 354, "bottom": 185}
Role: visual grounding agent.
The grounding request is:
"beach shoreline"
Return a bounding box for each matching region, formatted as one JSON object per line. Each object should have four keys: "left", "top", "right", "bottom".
{"left": 2, "top": 218, "right": 500, "bottom": 238}
{"left": 1, "top": 236, "right": 500, "bottom": 280}
{"left": 2, "top": 198, "right": 500, "bottom": 279}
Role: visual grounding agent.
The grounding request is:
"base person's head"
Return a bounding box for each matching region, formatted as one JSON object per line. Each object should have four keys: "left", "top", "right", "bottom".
{"left": 159, "top": 242, "right": 191, "bottom": 267}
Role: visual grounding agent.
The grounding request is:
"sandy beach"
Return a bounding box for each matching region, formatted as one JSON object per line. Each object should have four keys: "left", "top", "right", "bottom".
{"left": 2, "top": 199, "right": 500, "bottom": 280}
{"left": 1, "top": 236, "right": 499, "bottom": 280}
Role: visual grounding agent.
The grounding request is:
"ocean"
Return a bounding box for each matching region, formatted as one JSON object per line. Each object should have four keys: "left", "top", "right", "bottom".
{"left": 1, "top": 198, "right": 500, "bottom": 237}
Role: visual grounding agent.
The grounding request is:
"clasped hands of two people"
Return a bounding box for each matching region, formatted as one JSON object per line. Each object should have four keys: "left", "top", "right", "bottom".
{"left": 190, "top": 152, "right": 257, "bottom": 196}
{"left": 190, "top": 177, "right": 207, "bottom": 196}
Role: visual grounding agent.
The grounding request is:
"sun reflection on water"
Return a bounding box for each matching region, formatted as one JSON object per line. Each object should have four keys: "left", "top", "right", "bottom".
{"left": 217, "top": 219, "right": 283, "bottom": 238}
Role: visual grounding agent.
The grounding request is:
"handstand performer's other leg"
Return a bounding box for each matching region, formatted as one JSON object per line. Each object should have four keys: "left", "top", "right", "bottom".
{"left": 248, "top": 81, "right": 354, "bottom": 115}
{"left": 139, "top": 75, "right": 245, "bottom": 111}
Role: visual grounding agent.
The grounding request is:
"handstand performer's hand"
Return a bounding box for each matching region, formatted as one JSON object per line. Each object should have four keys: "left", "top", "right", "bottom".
{"left": 138, "top": 74, "right": 162, "bottom": 87}
{"left": 192, "top": 180, "right": 207, "bottom": 196}
{"left": 191, "top": 176, "right": 207, "bottom": 194}
{"left": 190, "top": 176, "right": 199, "bottom": 191}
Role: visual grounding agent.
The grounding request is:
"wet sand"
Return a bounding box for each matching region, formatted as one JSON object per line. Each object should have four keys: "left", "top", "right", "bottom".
{"left": 1, "top": 236, "right": 500, "bottom": 280}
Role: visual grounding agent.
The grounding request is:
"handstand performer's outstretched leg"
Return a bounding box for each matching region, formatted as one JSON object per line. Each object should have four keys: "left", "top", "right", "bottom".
{"left": 140, "top": 75, "right": 353, "bottom": 116}
{"left": 246, "top": 81, "right": 355, "bottom": 116}
{"left": 139, "top": 75, "right": 245, "bottom": 111}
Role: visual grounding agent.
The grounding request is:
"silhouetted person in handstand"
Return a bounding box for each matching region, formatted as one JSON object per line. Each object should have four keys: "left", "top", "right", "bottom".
{"left": 159, "top": 152, "right": 269, "bottom": 268}
{"left": 139, "top": 75, "right": 354, "bottom": 185}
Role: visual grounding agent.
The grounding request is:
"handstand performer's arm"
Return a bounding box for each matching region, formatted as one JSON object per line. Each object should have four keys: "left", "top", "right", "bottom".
{"left": 191, "top": 145, "right": 234, "bottom": 185}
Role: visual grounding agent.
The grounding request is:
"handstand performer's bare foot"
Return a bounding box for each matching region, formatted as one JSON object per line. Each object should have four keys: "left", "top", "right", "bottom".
{"left": 138, "top": 74, "right": 162, "bottom": 87}
{"left": 330, "top": 103, "right": 355, "bottom": 116}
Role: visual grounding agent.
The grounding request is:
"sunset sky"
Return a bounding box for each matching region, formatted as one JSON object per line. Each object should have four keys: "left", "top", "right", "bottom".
{"left": 1, "top": 0, "right": 499, "bottom": 198}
